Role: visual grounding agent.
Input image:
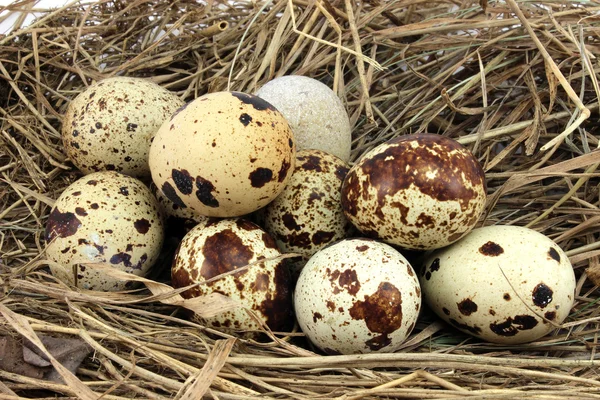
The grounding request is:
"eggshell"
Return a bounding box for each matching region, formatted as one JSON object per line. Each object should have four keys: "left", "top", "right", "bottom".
{"left": 62, "top": 77, "right": 183, "bottom": 177}
{"left": 149, "top": 91, "right": 295, "bottom": 218}
{"left": 171, "top": 218, "right": 293, "bottom": 334}
{"left": 261, "top": 149, "right": 352, "bottom": 273}
{"left": 341, "top": 134, "right": 486, "bottom": 250}
{"left": 255, "top": 75, "right": 352, "bottom": 162}
{"left": 294, "top": 238, "right": 421, "bottom": 354}
{"left": 45, "top": 171, "right": 164, "bottom": 291}
{"left": 420, "top": 225, "right": 576, "bottom": 344}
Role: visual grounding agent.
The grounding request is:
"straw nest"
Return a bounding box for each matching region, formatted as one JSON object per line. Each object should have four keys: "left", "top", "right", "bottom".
{"left": 1, "top": 0, "right": 600, "bottom": 398}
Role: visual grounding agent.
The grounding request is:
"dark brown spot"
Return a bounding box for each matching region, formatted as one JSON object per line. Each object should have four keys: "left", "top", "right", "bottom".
{"left": 329, "top": 269, "right": 361, "bottom": 296}
{"left": 356, "top": 245, "right": 369, "bottom": 252}
{"left": 442, "top": 307, "right": 450, "bottom": 315}
{"left": 277, "top": 159, "right": 291, "bottom": 183}
{"left": 335, "top": 166, "right": 349, "bottom": 181}
{"left": 407, "top": 264, "right": 414, "bottom": 277}
{"left": 430, "top": 258, "right": 440, "bottom": 273}
{"left": 532, "top": 283, "right": 553, "bottom": 308}
{"left": 300, "top": 155, "right": 322, "bottom": 172}
{"left": 503, "top": 293, "right": 511, "bottom": 301}
{"left": 282, "top": 213, "right": 301, "bottom": 231}
{"left": 126, "top": 123, "right": 138, "bottom": 132}
{"left": 200, "top": 228, "right": 254, "bottom": 280}
{"left": 162, "top": 182, "right": 187, "bottom": 208}
{"left": 548, "top": 247, "right": 561, "bottom": 262}
{"left": 236, "top": 219, "right": 259, "bottom": 231}
{"left": 285, "top": 232, "right": 311, "bottom": 248}
{"left": 449, "top": 318, "right": 482, "bottom": 335}
{"left": 544, "top": 311, "right": 556, "bottom": 321}
{"left": 95, "top": 122, "right": 102, "bottom": 129}
{"left": 231, "top": 92, "right": 276, "bottom": 111}
{"left": 87, "top": 180, "right": 98, "bottom": 186}
{"left": 312, "top": 230, "right": 335, "bottom": 245}
{"left": 134, "top": 218, "right": 150, "bottom": 234}
{"left": 490, "top": 315, "right": 538, "bottom": 336}
{"left": 313, "top": 312, "right": 323, "bottom": 323}
{"left": 119, "top": 186, "right": 129, "bottom": 196}
{"left": 70, "top": 141, "right": 80, "bottom": 149}
{"left": 195, "top": 176, "right": 219, "bottom": 208}
{"left": 251, "top": 272, "right": 269, "bottom": 292}
{"left": 256, "top": 261, "right": 293, "bottom": 332}
{"left": 72, "top": 191, "right": 82, "bottom": 196}
{"left": 172, "top": 169, "right": 194, "bottom": 195}
{"left": 90, "top": 203, "right": 99, "bottom": 210}
{"left": 75, "top": 207, "right": 87, "bottom": 217}
{"left": 288, "top": 138, "right": 293, "bottom": 149}
{"left": 110, "top": 252, "right": 132, "bottom": 268}
{"left": 45, "top": 208, "right": 82, "bottom": 242}
{"left": 425, "top": 271, "right": 431, "bottom": 281}
{"left": 106, "top": 164, "right": 116, "bottom": 171}
{"left": 326, "top": 301, "right": 336, "bottom": 312}
{"left": 261, "top": 232, "right": 279, "bottom": 249}
{"left": 249, "top": 168, "right": 273, "bottom": 188}
{"left": 415, "top": 213, "right": 435, "bottom": 229}
{"left": 479, "top": 241, "right": 504, "bottom": 256}
{"left": 457, "top": 298, "right": 478, "bottom": 316}
{"left": 72, "top": 129, "right": 79, "bottom": 137}
{"left": 239, "top": 113, "right": 252, "bottom": 126}
{"left": 349, "top": 282, "right": 403, "bottom": 351}
{"left": 308, "top": 190, "right": 324, "bottom": 204}
{"left": 489, "top": 309, "right": 496, "bottom": 316}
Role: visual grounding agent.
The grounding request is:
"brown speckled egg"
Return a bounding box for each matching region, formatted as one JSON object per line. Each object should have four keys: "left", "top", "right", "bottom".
{"left": 420, "top": 225, "right": 576, "bottom": 344}
{"left": 294, "top": 238, "right": 421, "bottom": 354}
{"left": 149, "top": 91, "right": 295, "bottom": 218}
{"left": 62, "top": 77, "right": 183, "bottom": 177}
{"left": 45, "top": 171, "right": 164, "bottom": 291}
{"left": 171, "top": 218, "right": 293, "bottom": 335}
{"left": 261, "top": 149, "right": 352, "bottom": 273}
{"left": 341, "top": 134, "right": 486, "bottom": 250}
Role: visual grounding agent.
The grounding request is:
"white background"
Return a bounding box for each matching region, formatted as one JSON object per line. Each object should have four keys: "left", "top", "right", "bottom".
{"left": 1, "top": 0, "right": 73, "bottom": 34}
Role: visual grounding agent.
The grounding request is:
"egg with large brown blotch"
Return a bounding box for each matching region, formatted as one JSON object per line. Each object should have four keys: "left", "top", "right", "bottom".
{"left": 149, "top": 91, "right": 295, "bottom": 218}
{"left": 171, "top": 218, "right": 294, "bottom": 335}
{"left": 341, "top": 134, "right": 486, "bottom": 250}
{"left": 420, "top": 225, "right": 576, "bottom": 344}
{"left": 62, "top": 77, "right": 184, "bottom": 178}
{"left": 294, "top": 238, "right": 421, "bottom": 354}
{"left": 261, "top": 149, "right": 352, "bottom": 275}
{"left": 45, "top": 171, "right": 164, "bottom": 291}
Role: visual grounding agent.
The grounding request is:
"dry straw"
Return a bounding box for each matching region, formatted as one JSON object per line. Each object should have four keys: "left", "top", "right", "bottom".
{"left": 1, "top": 0, "right": 600, "bottom": 398}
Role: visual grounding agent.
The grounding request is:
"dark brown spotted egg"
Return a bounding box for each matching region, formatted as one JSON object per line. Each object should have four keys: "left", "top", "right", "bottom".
{"left": 171, "top": 218, "right": 293, "bottom": 335}
{"left": 62, "top": 77, "right": 183, "bottom": 178}
{"left": 45, "top": 171, "right": 164, "bottom": 291}
{"left": 149, "top": 91, "right": 295, "bottom": 218}
{"left": 261, "top": 149, "right": 352, "bottom": 274}
{"left": 294, "top": 238, "right": 421, "bottom": 354}
{"left": 341, "top": 134, "right": 486, "bottom": 250}
{"left": 420, "top": 225, "right": 576, "bottom": 344}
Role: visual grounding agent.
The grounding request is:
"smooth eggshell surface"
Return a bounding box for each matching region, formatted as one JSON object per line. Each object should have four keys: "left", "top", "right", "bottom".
{"left": 294, "top": 238, "right": 421, "bottom": 354}
{"left": 262, "top": 149, "right": 352, "bottom": 272}
{"left": 62, "top": 77, "right": 184, "bottom": 177}
{"left": 255, "top": 75, "right": 352, "bottom": 162}
{"left": 149, "top": 91, "right": 295, "bottom": 217}
{"left": 420, "top": 225, "right": 576, "bottom": 344}
{"left": 171, "top": 218, "right": 293, "bottom": 334}
{"left": 341, "top": 134, "right": 486, "bottom": 250}
{"left": 45, "top": 171, "right": 164, "bottom": 291}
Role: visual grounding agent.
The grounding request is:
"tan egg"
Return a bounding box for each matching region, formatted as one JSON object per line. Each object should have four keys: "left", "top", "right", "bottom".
{"left": 149, "top": 91, "right": 295, "bottom": 218}
{"left": 255, "top": 75, "right": 352, "bottom": 162}
{"left": 262, "top": 149, "right": 352, "bottom": 274}
{"left": 420, "top": 225, "right": 576, "bottom": 344}
{"left": 341, "top": 134, "right": 486, "bottom": 250}
{"left": 171, "top": 218, "right": 293, "bottom": 335}
{"left": 45, "top": 171, "right": 164, "bottom": 291}
{"left": 294, "top": 238, "right": 421, "bottom": 354}
{"left": 62, "top": 77, "right": 184, "bottom": 177}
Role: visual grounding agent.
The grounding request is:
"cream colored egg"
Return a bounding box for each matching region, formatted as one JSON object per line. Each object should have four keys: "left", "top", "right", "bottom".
{"left": 294, "top": 238, "right": 421, "bottom": 354}
{"left": 171, "top": 218, "right": 293, "bottom": 334}
{"left": 341, "top": 134, "right": 487, "bottom": 250}
{"left": 420, "top": 225, "right": 576, "bottom": 344}
{"left": 45, "top": 171, "right": 164, "bottom": 291}
{"left": 62, "top": 77, "right": 183, "bottom": 177}
{"left": 262, "top": 149, "right": 351, "bottom": 273}
{"left": 255, "top": 75, "right": 352, "bottom": 162}
{"left": 149, "top": 91, "right": 295, "bottom": 218}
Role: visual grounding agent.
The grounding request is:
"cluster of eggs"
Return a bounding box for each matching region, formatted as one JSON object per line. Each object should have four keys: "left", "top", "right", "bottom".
{"left": 46, "top": 75, "right": 576, "bottom": 354}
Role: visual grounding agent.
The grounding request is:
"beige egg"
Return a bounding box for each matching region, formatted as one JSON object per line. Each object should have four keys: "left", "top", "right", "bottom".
{"left": 62, "top": 77, "right": 183, "bottom": 177}
{"left": 294, "top": 238, "right": 421, "bottom": 354}
{"left": 45, "top": 171, "right": 164, "bottom": 291}
{"left": 341, "top": 134, "right": 487, "bottom": 250}
{"left": 262, "top": 149, "right": 352, "bottom": 273}
{"left": 149, "top": 91, "right": 295, "bottom": 218}
{"left": 171, "top": 218, "right": 293, "bottom": 334}
{"left": 420, "top": 225, "right": 576, "bottom": 344}
{"left": 255, "top": 75, "right": 352, "bottom": 162}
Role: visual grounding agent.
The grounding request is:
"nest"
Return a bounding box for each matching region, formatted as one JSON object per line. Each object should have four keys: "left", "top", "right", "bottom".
{"left": 1, "top": 0, "right": 600, "bottom": 398}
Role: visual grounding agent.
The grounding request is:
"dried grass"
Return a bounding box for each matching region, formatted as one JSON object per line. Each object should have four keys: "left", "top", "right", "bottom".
{"left": 2, "top": 0, "right": 600, "bottom": 398}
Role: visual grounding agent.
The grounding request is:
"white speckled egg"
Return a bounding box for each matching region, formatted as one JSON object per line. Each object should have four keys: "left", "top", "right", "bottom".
{"left": 341, "top": 134, "right": 487, "bottom": 250}
{"left": 294, "top": 238, "right": 421, "bottom": 354}
{"left": 45, "top": 171, "right": 164, "bottom": 291}
{"left": 171, "top": 218, "right": 293, "bottom": 334}
{"left": 62, "top": 77, "right": 184, "bottom": 177}
{"left": 149, "top": 91, "right": 295, "bottom": 218}
{"left": 255, "top": 75, "right": 352, "bottom": 162}
{"left": 261, "top": 149, "right": 352, "bottom": 273}
{"left": 420, "top": 225, "right": 576, "bottom": 344}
